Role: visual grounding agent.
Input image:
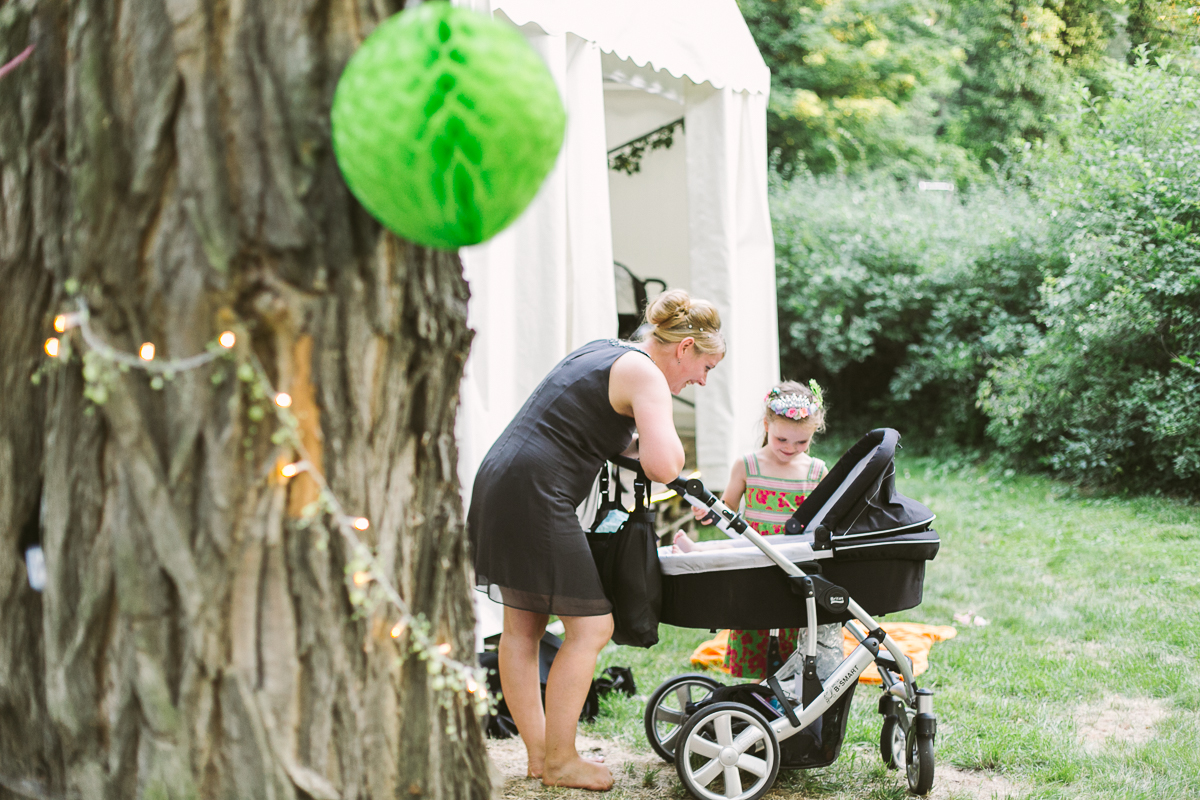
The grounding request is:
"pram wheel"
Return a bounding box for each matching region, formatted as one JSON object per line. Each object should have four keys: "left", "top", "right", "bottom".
{"left": 675, "top": 701, "right": 780, "bottom": 800}
{"left": 906, "top": 733, "right": 934, "bottom": 795}
{"left": 880, "top": 714, "right": 905, "bottom": 770}
{"left": 645, "top": 674, "right": 723, "bottom": 762}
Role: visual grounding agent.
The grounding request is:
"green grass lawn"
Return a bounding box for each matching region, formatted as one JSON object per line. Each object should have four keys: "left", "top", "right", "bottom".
{"left": 587, "top": 452, "right": 1200, "bottom": 799}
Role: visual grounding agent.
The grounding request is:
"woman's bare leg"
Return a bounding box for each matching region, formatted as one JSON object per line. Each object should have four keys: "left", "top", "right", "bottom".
{"left": 541, "top": 613, "right": 615, "bottom": 791}
{"left": 498, "top": 607, "right": 550, "bottom": 778}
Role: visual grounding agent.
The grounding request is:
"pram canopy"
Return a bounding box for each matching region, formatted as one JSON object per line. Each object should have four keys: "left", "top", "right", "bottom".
{"left": 658, "top": 428, "right": 939, "bottom": 630}
{"left": 785, "top": 428, "right": 937, "bottom": 560}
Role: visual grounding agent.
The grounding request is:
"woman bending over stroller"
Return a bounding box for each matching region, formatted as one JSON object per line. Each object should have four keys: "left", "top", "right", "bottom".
{"left": 469, "top": 290, "right": 725, "bottom": 790}
{"left": 675, "top": 380, "right": 843, "bottom": 681}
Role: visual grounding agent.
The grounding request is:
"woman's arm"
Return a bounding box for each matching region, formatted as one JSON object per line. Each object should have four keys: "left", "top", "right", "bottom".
{"left": 608, "top": 352, "right": 685, "bottom": 484}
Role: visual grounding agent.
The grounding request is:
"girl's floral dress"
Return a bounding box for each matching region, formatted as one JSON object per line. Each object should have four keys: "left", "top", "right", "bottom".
{"left": 725, "top": 453, "right": 841, "bottom": 680}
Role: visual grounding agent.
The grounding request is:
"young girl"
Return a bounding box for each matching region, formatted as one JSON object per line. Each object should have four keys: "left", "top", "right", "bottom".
{"left": 674, "top": 380, "right": 842, "bottom": 681}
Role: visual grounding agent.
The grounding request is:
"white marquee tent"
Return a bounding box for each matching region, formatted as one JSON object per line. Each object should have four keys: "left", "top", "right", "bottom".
{"left": 452, "top": 0, "right": 780, "bottom": 642}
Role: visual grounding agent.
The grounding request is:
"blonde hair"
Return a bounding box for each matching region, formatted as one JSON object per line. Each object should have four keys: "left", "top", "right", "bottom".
{"left": 761, "top": 380, "right": 827, "bottom": 445}
{"left": 640, "top": 289, "right": 725, "bottom": 355}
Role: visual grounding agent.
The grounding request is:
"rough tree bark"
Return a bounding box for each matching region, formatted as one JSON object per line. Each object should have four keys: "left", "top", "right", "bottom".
{"left": 0, "top": 1, "right": 491, "bottom": 798}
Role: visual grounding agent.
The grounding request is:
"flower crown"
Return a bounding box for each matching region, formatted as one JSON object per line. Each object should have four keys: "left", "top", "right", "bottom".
{"left": 764, "top": 381, "right": 824, "bottom": 421}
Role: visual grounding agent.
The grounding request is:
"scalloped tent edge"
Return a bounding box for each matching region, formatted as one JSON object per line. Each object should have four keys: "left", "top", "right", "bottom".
{"left": 489, "top": 0, "right": 771, "bottom": 96}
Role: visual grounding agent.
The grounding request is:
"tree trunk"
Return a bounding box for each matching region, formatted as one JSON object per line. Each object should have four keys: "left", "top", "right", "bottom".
{"left": 0, "top": 2, "right": 490, "bottom": 799}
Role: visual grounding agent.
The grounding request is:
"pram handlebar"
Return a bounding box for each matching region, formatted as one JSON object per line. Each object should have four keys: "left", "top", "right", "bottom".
{"left": 607, "top": 455, "right": 748, "bottom": 539}
{"left": 607, "top": 456, "right": 823, "bottom": 579}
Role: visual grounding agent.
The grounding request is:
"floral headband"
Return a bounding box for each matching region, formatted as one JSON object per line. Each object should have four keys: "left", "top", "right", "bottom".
{"left": 764, "top": 380, "right": 824, "bottom": 421}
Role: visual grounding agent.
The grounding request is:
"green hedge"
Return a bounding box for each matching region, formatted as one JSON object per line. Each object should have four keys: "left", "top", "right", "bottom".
{"left": 773, "top": 174, "right": 1059, "bottom": 442}
{"left": 980, "top": 57, "right": 1200, "bottom": 491}
{"left": 773, "top": 57, "right": 1200, "bottom": 493}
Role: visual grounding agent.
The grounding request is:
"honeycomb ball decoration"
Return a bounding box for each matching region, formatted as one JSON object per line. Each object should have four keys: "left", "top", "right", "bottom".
{"left": 331, "top": 3, "right": 567, "bottom": 249}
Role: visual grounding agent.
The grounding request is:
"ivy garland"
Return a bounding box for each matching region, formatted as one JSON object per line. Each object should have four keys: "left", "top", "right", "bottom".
{"left": 608, "top": 117, "right": 684, "bottom": 175}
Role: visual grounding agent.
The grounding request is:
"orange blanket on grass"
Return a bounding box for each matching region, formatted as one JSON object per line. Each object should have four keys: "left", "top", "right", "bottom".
{"left": 689, "top": 623, "right": 957, "bottom": 683}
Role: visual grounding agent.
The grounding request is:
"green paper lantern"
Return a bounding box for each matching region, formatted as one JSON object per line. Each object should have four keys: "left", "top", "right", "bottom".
{"left": 331, "top": 3, "right": 566, "bottom": 249}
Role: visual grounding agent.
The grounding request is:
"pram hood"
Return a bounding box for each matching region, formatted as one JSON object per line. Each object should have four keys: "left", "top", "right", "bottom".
{"left": 787, "top": 428, "right": 938, "bottom": 561}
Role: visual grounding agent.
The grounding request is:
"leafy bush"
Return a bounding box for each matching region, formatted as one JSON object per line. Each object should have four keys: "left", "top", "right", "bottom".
{"left": 772, "top": 174, "right": 1060, "bottom": 441}
{"left": 980, "top": 56, "right": 1200, "bottom": 491}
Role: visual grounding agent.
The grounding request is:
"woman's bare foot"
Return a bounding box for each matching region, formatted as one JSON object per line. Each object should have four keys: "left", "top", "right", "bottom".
{"left": 527, "top": 754, "right": 604, "bottom": 778}
{"left": 542, "top": 757, "right": 613, "bottom": 791}
{"left": 673, "top": 530, "right": 696, "bottom": 553}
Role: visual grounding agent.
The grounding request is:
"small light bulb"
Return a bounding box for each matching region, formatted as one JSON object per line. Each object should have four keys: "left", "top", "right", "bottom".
{"left": 280, "top": 462, "right": 300, "bottom": 478}
{"left": 466, "top": 678, "right": 478, "bottom": 693}
{"left": 352, "top": 517, "right": 370, "bottom": 531}
{"left": 44, "top": 337, "right": 60, "bottom": 357}
{"left": 274, "top": 392, "right": 292, "bottom": 408}
{"left": 436, "top": 642, "right": 452, "bottom": 655}
{"left": 53, "top": 315, "right": 68, "bottom": 332}
{"left": 139, "top": 342, "right": 155, "bottom": 361}
{"left": 219, "top": 331, "right": 236, "bottom": 348}
{"left": 352, "top": 571, "right": 372, "bottom": 586}
{"left": 390, "top": 621, "right": 407, "bottom": 638}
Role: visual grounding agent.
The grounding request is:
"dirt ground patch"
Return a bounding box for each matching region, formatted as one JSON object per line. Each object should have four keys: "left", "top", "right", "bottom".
{"left": 1075, "top": 695, "right": 1171, "bottom": 755}
{"left": 488, "top": 735, "right": 665, "bottom": 800}
{"left": 486, "top": 735, "right": 1026, "bottom": 800}
{"left": 926, "top": 764, "right": 1024, "bottom": 799}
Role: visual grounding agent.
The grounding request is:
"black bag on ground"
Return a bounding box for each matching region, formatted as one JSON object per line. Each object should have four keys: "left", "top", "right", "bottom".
{"left": 586, "top": 464, "right": 662, "bottom": 648}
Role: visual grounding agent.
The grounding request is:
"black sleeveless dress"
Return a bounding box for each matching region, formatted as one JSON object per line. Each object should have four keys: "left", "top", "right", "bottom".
{"left": 468, "top": 339, "right": 650, "bottom": 617}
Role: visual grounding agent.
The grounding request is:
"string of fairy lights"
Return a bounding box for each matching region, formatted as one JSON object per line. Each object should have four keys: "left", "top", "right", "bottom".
{"left": 42, "top": 297, "right": 491, "bottom": 721}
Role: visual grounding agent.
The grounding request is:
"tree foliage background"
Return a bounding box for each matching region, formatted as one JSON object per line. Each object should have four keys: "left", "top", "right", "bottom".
{"left": 745, "top": 0, "right": 1200, "bottom": 493}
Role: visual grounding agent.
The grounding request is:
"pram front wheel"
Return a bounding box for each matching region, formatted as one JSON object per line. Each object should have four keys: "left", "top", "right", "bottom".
{"left": 880, "top": 714, "right": 905, "bottom": 770}
{"left": 675, "top": 701, "right": 780, "bottom": 800}
{"left": 906, "top": 733, "right": 934, "bottom": 795}
{"left": 644, "top": 674, "right": 723, "bottom": 762}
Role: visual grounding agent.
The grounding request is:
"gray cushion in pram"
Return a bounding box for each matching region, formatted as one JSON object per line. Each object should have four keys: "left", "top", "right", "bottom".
{"left": 657, "top": 535, "right": 817, "bottom": 575}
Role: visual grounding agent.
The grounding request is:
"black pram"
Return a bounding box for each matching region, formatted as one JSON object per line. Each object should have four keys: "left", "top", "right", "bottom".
{"left": 613, "top": 428, "right": 941, "bottom": 799}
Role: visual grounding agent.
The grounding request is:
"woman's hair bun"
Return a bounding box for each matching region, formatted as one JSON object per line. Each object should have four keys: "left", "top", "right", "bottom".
{"left": 646, "top": 289, "right": 693, "bottom": 328}
{"left": 641, "top": 289, "right": 725, "bottom": 354}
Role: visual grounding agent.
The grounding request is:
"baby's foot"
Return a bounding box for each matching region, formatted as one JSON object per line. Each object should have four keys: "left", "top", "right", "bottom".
{"left": 673, "top": 530, "right": 696, "bottom": 553}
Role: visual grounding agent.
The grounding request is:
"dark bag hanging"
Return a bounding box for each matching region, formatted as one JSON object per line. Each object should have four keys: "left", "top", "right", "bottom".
{"left": 588, "top": 462, "right": 662, "bottom": 648}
